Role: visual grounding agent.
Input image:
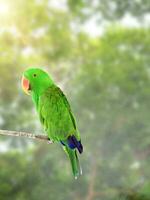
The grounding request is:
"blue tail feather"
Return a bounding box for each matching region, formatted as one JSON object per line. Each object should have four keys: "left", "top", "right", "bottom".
{"left": 67, "top": 135, "right": 83, "bottom": 154}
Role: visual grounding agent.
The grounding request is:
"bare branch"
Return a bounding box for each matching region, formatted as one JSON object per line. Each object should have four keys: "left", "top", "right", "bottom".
{"left": 0, "top": 129, "right": 52, "bottom": 143}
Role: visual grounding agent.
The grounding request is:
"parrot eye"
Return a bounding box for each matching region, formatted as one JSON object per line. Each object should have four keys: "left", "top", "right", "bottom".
{"left": 33, "top": 74, "right": 37, "bottom": 77}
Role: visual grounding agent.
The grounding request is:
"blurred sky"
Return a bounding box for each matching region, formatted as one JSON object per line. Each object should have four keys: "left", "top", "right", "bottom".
{"left": 49, "top": 0, "right": 150, "bottom": 37}
{"left": 0, "top": 0, "right": 149, "bottom": 38}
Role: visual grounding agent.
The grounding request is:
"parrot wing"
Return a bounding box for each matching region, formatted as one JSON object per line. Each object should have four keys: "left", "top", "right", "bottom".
{"left": 38, "top": 85, "right": 80, "bottom": 141}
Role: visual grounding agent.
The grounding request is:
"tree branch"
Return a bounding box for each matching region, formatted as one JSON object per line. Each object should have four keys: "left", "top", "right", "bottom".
{"left": 0, "top": 129, "right": 52, "bottom": 143}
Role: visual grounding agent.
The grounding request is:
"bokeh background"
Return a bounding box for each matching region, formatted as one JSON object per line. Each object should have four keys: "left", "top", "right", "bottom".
{"left": 0, "top": 0, "right": 150, "bottom": 199}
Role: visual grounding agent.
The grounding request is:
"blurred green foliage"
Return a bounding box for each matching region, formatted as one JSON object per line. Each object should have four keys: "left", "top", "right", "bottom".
{"left": 0, "top": 0, "right": 150, "bottom": 200}
{"left": 68, "top": 0, "right": 150, "bottom": 22}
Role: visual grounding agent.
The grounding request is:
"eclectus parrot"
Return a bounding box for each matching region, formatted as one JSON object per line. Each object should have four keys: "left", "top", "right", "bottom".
{"left": 21, "top": 68, "right": 83, "bottom": 179}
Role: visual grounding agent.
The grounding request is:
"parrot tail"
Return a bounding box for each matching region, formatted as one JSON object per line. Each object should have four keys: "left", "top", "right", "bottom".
{"left": 63, "top": 146, "right": 82, "bottom": 179}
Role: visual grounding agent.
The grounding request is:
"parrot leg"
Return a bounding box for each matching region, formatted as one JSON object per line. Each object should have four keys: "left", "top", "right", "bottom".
{"left": 47, "top": 138, "right": 53, "bottom": 144}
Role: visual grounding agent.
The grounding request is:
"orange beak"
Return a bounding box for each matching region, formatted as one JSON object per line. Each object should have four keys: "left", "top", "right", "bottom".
{"left": 21, "top": 76, "right": 31, "bottom": 95}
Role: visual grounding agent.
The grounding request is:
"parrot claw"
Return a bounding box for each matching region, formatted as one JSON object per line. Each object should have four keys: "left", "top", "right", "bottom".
{"left": 47, "top": 139, "right": 53, "bottom": 144}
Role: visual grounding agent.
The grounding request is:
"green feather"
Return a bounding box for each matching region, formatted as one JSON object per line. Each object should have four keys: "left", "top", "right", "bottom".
{"left": 38, "top": 85, "right": 80, "bottom": 141}
{"left": 63, "top": 146, "right": 82, "bottom": 179}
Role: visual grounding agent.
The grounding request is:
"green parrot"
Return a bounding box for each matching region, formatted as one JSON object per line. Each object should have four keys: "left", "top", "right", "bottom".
{"left": 21, "top": 68, "right": 83, "bottom": 179}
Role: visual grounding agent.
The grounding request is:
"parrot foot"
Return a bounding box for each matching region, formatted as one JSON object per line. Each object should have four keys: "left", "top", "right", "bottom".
{"left": 47, "top": 138, "right": 53, "bottom": 144}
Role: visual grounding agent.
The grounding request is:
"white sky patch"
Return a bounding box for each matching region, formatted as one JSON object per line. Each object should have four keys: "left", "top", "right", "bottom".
{"left": 48, "top": 0, "right": 68, "bottom": 11}
{"left": 130, "top": 161, "right": 140, "bottom": 169}
{"left": 120, "top": 13, "right": 141, "bottom": 28}
{"left": 0, "top": 1, "right": 10, "bottom": 16}
{"left": 81, "top": 15, "right": 105, "bottom": 37}
{"left": 144, "top": 14, "right": 150, "bottom": 27}
{"left": 31, "top": 27, "right": 47, "bottom": 38}
{"left": 22, "top": 46, "right": 34, "bottom": 57}
{"left": 0, "top": 27, "right": 7, "bottom": 34}
{"left": 0, "top": 141, "right": 9, "bottom": 153}
{"left": 9, "top": 26, "right": 20, "bottom": 36}
{"left": 0, "top": 26, "right": 20, "bottom": 38}
{"left": 92, "top": 0, "right": 100, "bottom": 8}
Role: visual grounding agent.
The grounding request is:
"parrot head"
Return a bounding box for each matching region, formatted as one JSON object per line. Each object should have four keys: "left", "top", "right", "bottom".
{"left": 22, "top": 68, "right": 54, "bottom": 95}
